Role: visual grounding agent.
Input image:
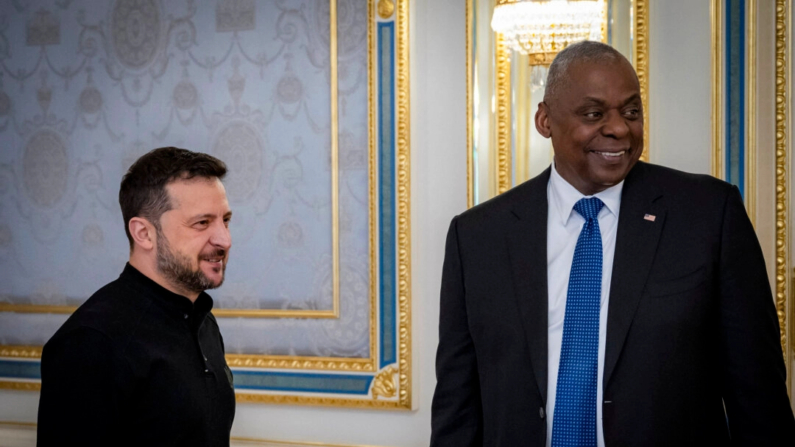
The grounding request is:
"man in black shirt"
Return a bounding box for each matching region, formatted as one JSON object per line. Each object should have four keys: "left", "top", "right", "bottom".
{"left": 37, "top": 147, "right": 236, "bottom": 446}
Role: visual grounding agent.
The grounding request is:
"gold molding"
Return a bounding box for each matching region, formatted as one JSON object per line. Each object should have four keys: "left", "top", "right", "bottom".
{"left": 495, "top": 33, "right": 511, "bottom": 196}
{"left": 712, "top": 0, "right": 724, "bottom": 179}
{"left": 466, "top": 0, "right": 474, "bottom": 208}
{"left": 775, "top": 0, "right": 791, "bottom": 389}
{"left": 0, "top": 381, "right": 40, "bottom": 391}
{"left": 225, "top": 355, "right": 374, "bottom": 371}
{"left": 377, "top": 0, "right": 395, "bottom": 19}
{"left": 634, "top": 0, "right": 650, "bottom": 162}
{"left": 746, "top": 0, "right": 756, "bottom": 225}
{"left": 371, "top": 366, "right": 397, "bottom": 399}
{"left": 0, "top": 345, "right": 42, "bottom": 358}
{"left": 234, "top": 392, "right": 409, "bottom": 410}
{"left": 0, "top": 345, "right": 376, "bottom": 372}
{"left": 395, "top": 0, "right": 412, "bottom": 410}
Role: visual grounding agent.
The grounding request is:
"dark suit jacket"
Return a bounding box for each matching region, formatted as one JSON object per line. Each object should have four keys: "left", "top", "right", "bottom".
{"left": 431, "top": 162, "right": 795, "bottom": 446}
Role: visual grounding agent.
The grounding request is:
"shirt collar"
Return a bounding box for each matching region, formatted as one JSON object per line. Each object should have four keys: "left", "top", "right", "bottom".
{"left": 121, "top": 263, "right": 214, "bottom": 317}
{"left": 549, "top": 160, "right": 624, "bottom": 226}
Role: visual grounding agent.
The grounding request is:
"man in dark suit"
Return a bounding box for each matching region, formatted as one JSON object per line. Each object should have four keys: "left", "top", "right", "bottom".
{"left": 430, "top": 41, "right": 795, "bottom": 446}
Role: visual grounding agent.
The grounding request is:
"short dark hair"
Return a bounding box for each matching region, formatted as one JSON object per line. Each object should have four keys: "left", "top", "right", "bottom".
{"left": 544, "top": 40, "right": 631, "bottom": 103}
{"left": 119, "top": 147, "right": 227, "bottom": 248}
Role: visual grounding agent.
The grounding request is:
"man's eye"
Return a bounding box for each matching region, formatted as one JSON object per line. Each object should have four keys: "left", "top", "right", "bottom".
{"left": 195, "top": 220, "right": 209, "bottom": 227}
{"left": 624, "top": 108, "right": 640, "bottom": 118}
{"left": 585, "top": 111, "right": 602, "bottom": 119}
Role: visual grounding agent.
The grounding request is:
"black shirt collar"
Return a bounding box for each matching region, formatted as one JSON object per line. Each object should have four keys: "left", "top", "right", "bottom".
{"left": 120, "top": 263, "right": 214, "bottom": 318}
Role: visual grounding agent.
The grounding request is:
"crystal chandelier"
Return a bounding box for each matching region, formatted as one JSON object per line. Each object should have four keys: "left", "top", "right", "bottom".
{"left": 491, "top": 0, "right": 605, "bottom": 66}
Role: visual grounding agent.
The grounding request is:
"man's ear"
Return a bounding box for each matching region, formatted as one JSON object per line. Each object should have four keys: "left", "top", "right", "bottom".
{"left": 129, "top": 217, "right": 155, "bottom": 251}
{"left": 535, "top": 101, "right": 552, "bottom": 138}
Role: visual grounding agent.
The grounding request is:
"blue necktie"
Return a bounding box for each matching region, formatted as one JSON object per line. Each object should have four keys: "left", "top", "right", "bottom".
{"left": 552, "top": 197, "right": 604, "bottom": 447}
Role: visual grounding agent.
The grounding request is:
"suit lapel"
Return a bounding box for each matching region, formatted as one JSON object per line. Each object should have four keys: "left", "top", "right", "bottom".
{"left": 603, "top": 162, "right": 666, "bottom": 387}
{"left": 507, "top": 168, "right": 551, "bottom": 403}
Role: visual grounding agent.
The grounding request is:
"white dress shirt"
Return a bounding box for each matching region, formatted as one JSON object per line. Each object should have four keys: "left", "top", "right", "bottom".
{"left": 545, "top": 162, "right": 624, "bottom": 447}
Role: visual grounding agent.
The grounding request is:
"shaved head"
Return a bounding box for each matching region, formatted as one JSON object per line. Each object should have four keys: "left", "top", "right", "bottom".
{"left": 544, "top": 41, "right": 636, "bottom": 104}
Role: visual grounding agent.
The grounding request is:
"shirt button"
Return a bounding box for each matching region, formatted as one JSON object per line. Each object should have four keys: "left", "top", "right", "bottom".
{"left": 203, "top": 356, "right": 208, "bottom": 361}
{"left": 204, "top": 369, "right": 209, "bottom": 373}
{"left": 183, "top": 314, "right": 189, "bottom": 319}
{"left": 539, "top": 407, "right": 545, "bottom": 419}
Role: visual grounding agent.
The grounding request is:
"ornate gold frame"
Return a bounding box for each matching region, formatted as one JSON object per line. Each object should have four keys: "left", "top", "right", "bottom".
{"left": 0, "top": 0, "right": 413, "bottom": 410}
{"left": 466, "top": 0, "right": 650, "bottom": 207}
{"left": 775, "top": 0, "right": 791, "bottom": 391}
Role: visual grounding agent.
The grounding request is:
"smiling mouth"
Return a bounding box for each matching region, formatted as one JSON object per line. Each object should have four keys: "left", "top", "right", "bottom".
{"left": 201, "top": 250, "right": 226, "bottom": 268}
{"left": 592, "top": 149, "right": 628, "bottom": 158}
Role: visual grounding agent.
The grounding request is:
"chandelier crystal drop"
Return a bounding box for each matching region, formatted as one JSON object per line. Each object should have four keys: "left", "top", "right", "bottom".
{"left": 491, "top": 0, "right": 605, "bottom": 66}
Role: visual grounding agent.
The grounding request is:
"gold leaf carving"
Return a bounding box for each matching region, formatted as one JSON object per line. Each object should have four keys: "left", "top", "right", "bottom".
{"left": 495, "top": 34, "right": 511, "bottom": 195}
{"left": 774, "top": 0, "right": 788, "bottom": 362}
{"left": 371, "top": 366, "right": 397, "bottom": 399}
{"left": 377, "top": 0, "right": 395, "bottom": 19}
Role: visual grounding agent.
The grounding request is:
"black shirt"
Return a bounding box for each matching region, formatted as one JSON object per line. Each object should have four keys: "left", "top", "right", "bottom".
{"left": 37, "top": 264, "right": 236, "bottom": 447}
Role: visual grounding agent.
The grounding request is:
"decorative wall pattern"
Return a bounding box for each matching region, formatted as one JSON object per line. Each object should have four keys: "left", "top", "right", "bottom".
{"left": 0, "top": 0, "right": 412, "bottom": 409}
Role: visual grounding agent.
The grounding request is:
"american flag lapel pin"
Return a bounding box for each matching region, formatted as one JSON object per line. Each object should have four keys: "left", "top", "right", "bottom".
{"left": 644, "top": 214, "right": 656, "bottom": 222}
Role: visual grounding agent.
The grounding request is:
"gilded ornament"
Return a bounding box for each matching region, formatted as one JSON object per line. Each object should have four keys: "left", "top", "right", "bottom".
{"left": 225, "top": 354, "right": 375, "bottom": 372}
{"left": 635, "top": 0, "right": 650, "bottom": 162}
{"left": 371, "top": 366, "right": 397, "bottom": 399}
{"left": 396, "top": 0, "right": 412, "bottom": 409}
{"left": 774, "top": 0, "right": 788, "bottom": 363}
{"left": 0, "top": 381, "right": 41, "bottom": 391}
{"left": 495, "top": 34, "right": 511, "bottom": 195}
{"left": 378, "top": 0, "right": 395, "bottom": 19}
{"left": 0, "top": 346, "right": 42, "bottom": 358}
{"left": 466, "top": 0, "right": 473, "bottom": 208}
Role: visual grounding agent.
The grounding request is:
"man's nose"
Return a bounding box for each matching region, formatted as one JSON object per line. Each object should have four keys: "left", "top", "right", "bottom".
{"left": 210, "top": 222, "right": 232, "bottom": 250}
{"left": 601, "top": 110, "right": 630, "bottom": 138}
